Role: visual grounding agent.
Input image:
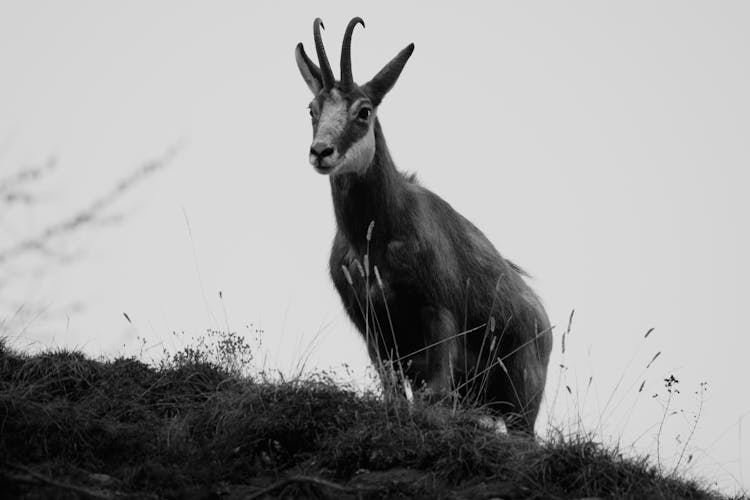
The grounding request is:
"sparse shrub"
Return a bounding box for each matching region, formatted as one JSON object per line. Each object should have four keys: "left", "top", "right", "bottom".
{"left": 160, "top": 328, "right": 254, "bottom": 378}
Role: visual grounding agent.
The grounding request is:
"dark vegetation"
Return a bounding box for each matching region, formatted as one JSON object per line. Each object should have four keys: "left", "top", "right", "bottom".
{"left": 0, "top": 334, "right": 736, "bottom": 500}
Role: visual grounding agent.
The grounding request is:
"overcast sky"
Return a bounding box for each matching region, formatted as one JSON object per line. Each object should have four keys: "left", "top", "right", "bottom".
{"left": 1, "top": 1, "right": 748, "bottom": 494}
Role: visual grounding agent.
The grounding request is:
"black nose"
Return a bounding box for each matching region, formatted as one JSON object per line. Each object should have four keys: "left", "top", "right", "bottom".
{"left": 310, "top": 143, "right": 334, "bottom": 159}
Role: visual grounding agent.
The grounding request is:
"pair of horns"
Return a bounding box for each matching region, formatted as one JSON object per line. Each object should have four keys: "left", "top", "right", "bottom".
{"left": 314, "top": 17, "right": 364, "bottom": 91}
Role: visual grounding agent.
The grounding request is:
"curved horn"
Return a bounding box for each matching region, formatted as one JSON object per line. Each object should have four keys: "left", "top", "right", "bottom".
{"left": 313, "top": 18, "right": 335, "bottom": 90}
{"left": 340, "top": 17, "right": 365, "bottom": 90}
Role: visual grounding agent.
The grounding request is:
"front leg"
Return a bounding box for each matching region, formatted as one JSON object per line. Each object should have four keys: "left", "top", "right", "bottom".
{"left": 419, "top": 307, "right": 460, "bottom": 399}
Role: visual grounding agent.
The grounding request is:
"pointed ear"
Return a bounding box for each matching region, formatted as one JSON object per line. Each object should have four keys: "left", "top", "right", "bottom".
{"left": 362, "top": 43, "right": 414, "bottom": 106}
{"left": 295, "top": 42, "right": 323, "bottom": 95}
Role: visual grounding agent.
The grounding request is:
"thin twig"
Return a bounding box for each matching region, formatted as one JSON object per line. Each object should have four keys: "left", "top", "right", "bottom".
{"left": 672, "top": 382, "right": 706, "bottom": 475}
{"left": 246, "top": 474, "right": 375, "bottom": 499}
{"left": 0, "top": 158, "right": 56, "bottom": 196}
{"left": 395, "top": 323, "right": 487, "bottom": 364}
{"left": 596, "top": 327, "right": 655, "bottom": 434}
{"left": 475, "top": 314, "right": 512, "bottom": 406}
{"left": 656, "top": 391, "right": 673, "bottom": 472}
{"left": 497, "top": 324, "right": 555, "bottom": 364}
{"left": 473, "top": 275, "right": 503, "bottom": 382}
{"left": 2, "top": 463, "right": 112, "bottom": 500}
{"left": 375, "top": 265, "right": 406, "bottom": 389}
{"left": 437, "top": 325, "right": 554, "bottom": 409}
{"left": 0, "top": 144, "right": 182, "bottom": 265}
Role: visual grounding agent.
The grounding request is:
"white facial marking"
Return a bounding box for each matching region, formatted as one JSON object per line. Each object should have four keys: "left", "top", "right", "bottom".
{"left": 334, "top": 120, "right": 376, "bottom": 175}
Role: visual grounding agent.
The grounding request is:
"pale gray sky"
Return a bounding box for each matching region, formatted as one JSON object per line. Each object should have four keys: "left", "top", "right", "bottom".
{"left": 1, "top": 1, "right": 748, "bottom": 494}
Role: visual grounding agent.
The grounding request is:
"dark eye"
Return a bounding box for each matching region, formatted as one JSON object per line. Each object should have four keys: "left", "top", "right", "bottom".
{"left": 308, "top": 107, "right": 315, "bottom": 118}
{"left": 357, "top": 107, "right": 371, "bottom": 120}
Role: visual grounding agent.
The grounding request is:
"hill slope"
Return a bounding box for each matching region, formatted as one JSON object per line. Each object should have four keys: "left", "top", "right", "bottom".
{"left": 0, "top": 339, "right": 734, "bottom": 499}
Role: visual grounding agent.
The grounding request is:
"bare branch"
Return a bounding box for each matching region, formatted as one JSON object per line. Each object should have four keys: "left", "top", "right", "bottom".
{"left": 0, "top": 157, "right": 56, "bottom": 197}
{"left": 0, "top": 144, "right": 182, "bottom": 266}
{"left": 246, "top": 474, "right": 376, "bottom": 499}
{"left": 1, "top": 463, "right": 114, "bottom": 500}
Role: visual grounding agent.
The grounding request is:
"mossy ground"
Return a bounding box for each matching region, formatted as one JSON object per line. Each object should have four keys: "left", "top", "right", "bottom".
{"left": 0, "top": 337, "right": 737, "bottom": 499}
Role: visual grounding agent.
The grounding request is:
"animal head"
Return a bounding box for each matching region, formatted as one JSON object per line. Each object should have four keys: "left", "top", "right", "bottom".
{"left": 296, "top": 18, "right": 414, "bottom": 175}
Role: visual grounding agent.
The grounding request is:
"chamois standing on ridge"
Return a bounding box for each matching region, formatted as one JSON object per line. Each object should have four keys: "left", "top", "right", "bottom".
{"left": 295, "top": 18, "right": 553, "bottom": 433}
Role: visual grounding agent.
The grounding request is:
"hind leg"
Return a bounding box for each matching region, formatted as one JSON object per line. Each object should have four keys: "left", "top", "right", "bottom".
{"left": 492, "top": 342, "right": 550, "bottom": 435}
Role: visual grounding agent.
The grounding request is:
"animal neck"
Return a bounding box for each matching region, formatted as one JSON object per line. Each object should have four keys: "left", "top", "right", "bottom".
{"left": 330, "top": 119, "right": 407, "bottom": 252}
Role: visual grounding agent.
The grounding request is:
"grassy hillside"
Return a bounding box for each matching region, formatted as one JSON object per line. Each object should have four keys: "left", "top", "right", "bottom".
{"left": 0, "top": 336, "right": 737, "bottom": 499}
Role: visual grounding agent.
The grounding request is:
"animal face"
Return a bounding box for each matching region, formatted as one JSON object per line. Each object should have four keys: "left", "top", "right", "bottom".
{"left": 308, "top": 88, "right": 376, "bottom": 175}
{"left": 295, "top": 17, "right": 414, "bottom": 175}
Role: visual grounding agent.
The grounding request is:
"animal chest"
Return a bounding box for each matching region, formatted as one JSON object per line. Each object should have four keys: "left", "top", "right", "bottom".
{"left": 331, "top": 237, "right": 421, "bottom": 311}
